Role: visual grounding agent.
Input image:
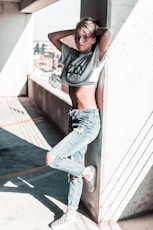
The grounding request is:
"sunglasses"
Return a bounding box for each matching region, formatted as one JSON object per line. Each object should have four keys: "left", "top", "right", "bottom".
{"left": 74, "top": 35, "right": 94, "bottom": 42}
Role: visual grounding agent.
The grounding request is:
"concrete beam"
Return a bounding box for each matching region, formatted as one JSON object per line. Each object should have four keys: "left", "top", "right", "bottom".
{"left": 1, "top": 0, "right": 20, "bottom": 2}
{"left": 20, "top": 0, "right": 59, "bottom": 13}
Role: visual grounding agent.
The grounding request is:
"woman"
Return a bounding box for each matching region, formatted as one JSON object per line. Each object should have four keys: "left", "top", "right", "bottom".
{"left": 46, "top": 17, "right": 111, "bottom": 229}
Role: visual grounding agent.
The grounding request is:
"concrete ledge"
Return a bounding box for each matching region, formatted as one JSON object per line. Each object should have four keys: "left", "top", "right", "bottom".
{"left": 28, "top": 75, "right": 72, "bottom": 134}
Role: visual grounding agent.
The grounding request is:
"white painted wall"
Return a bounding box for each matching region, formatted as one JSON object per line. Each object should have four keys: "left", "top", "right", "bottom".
{"left": 100, "top": 0, "right": 153, "bottom": 222}
{"left": 0, "top": 2, "right": 33, "bottom": 96}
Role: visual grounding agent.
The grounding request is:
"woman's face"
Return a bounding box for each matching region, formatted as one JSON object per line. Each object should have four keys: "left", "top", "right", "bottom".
{"left": 74, "top": 28, "right": 96, "bottom": 53}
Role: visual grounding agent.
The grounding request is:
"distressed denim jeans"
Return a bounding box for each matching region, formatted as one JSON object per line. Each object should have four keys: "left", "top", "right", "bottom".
{"left": 47, "top": 108, "right": 101, "bottom": 210}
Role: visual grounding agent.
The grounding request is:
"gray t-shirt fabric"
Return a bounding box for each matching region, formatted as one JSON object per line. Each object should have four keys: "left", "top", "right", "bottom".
{"left": 59, "top": 43, "right": 106, "bottom": 87}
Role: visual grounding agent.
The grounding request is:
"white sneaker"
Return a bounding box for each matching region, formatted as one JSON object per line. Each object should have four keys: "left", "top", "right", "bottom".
{"left": 51, "top": 213, "right": 77, "bottom": 229}
{"left": 85, "top": 166, "right": 96, "bottom": 192}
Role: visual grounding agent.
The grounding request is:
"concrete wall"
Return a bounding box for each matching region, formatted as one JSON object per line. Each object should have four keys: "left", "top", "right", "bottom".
{"left": 0, "top": 2, "right": 33, "bottom": 96}
{"left": 100, "top": 0, "right": 153, "bottom": 223}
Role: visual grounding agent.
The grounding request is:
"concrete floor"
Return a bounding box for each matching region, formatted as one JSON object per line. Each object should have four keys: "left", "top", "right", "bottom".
{"left": 0, "top": 97, "right": 153, "bottom": 230}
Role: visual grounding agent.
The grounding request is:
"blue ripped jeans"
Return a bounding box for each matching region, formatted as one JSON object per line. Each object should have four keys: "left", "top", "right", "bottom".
{"left": 47, "top": 108, "right": 101, "bottom": 210}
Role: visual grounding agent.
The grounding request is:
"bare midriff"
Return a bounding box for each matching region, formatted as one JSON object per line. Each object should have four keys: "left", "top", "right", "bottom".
{"left": 69, "top": 86, "right": 98, "bottom": 110}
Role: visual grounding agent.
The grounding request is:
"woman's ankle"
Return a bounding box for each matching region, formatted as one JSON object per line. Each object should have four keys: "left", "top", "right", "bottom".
{"left": 46, "top": 153, "right": 55, "bottom": 165}
{"left": 83, "top": 167, "right": 91, "bottom": 181}
{"left": 66, "top": 209, "right": 76, "bottom": 218}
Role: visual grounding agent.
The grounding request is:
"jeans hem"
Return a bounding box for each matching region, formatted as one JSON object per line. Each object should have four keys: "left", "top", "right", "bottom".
{"left": 67, "top": 206, "right": 78, "bottom": 211}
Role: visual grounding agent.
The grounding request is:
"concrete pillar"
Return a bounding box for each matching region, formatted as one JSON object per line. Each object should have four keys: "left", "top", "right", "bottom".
{"left": 80, "top": 0, "right": 109, "bottom": 224}
{"left": 0, "top": 2, "right": 33, "bottom": 96}
{"left": 80, "top": 0, "right": 153, "bottom": 225}
{"left": 80, "top": 0, "right": 107, "bottom": 26}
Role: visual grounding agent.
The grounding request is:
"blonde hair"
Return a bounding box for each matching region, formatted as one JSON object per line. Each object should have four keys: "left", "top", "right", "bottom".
{"left": 75, "top": 17, "right": 97, "bottom": 37}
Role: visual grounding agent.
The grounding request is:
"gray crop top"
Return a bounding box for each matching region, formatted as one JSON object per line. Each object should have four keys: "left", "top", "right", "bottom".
{"left": 59, "top": 43, "right": 106, "bottom": 87}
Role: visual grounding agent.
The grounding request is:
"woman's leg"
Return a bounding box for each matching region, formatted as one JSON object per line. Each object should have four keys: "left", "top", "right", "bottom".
{"left": 49, "top": 109, "right": 101, "bottom": 228}
{"left": 67, "top": 145, "right": 87, "bottom": 211}
{"left": 46, "top": 129, "right": 89, "bottom": 176}
{"left": 46, "top": 109, "right": 101, "bottom": 178}
{"left": 67, "top": 113, "right": 87, "bottom": 211}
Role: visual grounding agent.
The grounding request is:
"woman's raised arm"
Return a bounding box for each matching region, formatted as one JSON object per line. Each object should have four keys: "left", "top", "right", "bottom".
{"left": 96, "top": 27, "right": 112, "bottom": 61}
{"left": 48, "top": 29, "right": 75, "bottom": 52}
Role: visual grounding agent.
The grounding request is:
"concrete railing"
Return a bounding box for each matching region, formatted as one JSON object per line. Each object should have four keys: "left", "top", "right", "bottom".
{"left": 28, "top": 75, "right": 72, "bottom": 134}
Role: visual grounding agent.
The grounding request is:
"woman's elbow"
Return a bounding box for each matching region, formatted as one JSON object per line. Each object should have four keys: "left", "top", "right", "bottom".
{"left": 48, "top": 33, "right": 53, "bottom": 41}
{"left": 107, "top": 28, "right": 112, "bottom": 40}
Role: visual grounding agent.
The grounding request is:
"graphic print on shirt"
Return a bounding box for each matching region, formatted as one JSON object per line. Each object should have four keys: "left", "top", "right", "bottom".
{"left": 64, "top": 54, "right": 92, "bottom": 84}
